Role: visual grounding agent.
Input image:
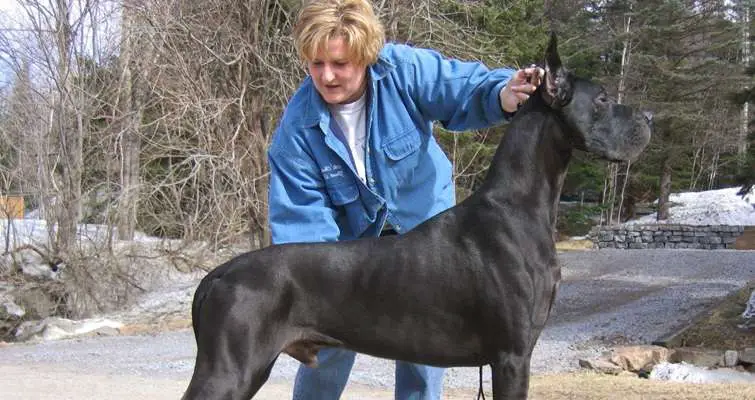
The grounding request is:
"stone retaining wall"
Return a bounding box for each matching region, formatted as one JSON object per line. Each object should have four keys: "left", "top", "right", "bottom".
{"left": 589, "top": 224, "right": 745, "bottom": 249}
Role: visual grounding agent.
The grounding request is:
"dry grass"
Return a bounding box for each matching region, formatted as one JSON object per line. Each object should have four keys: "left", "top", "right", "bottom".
{"left": 523, "top": 373, "right": 755, "bottom": 400}
{"left": 2, "top": 365, "right": 752, "bottom": 400}
{"left": 338, "top": 373, "right": 755, "bottom": 399}
{"left": 673, "top": 281, "right": 755, "bottom": 350}
{"left": 555, "top": 239, "right": 595, "bottom": 251}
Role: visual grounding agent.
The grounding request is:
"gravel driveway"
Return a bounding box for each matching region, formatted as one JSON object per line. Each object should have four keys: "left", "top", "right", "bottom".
{"left": 0, "top": 249, "right": 753, "bottom": 398}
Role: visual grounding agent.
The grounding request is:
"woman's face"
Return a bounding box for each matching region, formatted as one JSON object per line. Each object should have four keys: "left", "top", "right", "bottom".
{"left": 308, "top": 36, "right": 367, "bottom": 105}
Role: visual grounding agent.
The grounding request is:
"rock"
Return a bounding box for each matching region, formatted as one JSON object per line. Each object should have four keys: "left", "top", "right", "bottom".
{"left": 723, "top": 350, "right": 738, "bottom": 367}
{"left": 15, "top": 288, "right": 56, "bottom": 319}
{"left": 20, "top": 263, "right": 57, "bottom": 279}
{"left": 598, "top": 232, "right": 613, "bottom": 242}
{"left": 578, "top": 358, "right": 622, "bottom": 375}
{"left": 740, "top": 347, "right": 755, "bottom": 364}
{"left": 1, "top": 295, "right": 26, "bottom": 338}
{"left": 90, "top": 326, "right": 121, "bottom": 337}
{"left": 669, "top": 347, "right": 724, "bottom": 368}
{"left": 0, "top": 299, "right": 25, "bottom": 319}
{"left": 609, "top": 345, "right": 670, "bottom": 372}
{"left": 13, "top": 319, "right": 46, "bottom": 340}
{"left": 12, "top": 247, "right": 59, "bottom": 280}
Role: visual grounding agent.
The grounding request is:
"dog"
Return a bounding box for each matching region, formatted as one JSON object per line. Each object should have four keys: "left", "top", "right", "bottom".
{"left": 182, "top": 33, "right": 651, "bottom": 400}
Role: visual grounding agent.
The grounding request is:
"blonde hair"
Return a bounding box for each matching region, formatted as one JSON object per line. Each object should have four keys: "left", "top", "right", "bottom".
{"left": 294, "top": 0, "right": 385, "bottom": 66}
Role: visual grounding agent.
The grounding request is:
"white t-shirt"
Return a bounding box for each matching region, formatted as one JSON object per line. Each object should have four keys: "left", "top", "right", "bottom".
{"left": 328, "top": 92, "right": 367, "bottom": 183}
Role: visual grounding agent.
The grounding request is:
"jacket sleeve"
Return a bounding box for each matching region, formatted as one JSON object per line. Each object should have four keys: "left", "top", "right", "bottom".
{"left": 391, "top": 44, "right": 516, "bottom": 131}
{"left": 267, "top": 143, "right": 341, "bottom": 245}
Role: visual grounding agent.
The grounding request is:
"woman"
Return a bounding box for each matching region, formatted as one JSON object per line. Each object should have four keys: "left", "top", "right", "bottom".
{"left": 267, "top": 0, "right": 542, "bottom": 398}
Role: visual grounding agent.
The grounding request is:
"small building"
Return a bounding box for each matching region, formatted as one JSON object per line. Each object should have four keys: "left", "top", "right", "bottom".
{"left": 0, "top": 195, "right": 24, "bottom": 219}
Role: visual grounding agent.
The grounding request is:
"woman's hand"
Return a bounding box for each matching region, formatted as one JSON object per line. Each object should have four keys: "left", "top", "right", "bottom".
{"left": 500, "top": 66, "right": 545, "bottom": 113}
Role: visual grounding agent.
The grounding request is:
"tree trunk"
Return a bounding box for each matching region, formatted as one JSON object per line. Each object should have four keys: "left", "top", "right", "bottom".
{"left": 116, "top": 1, "right": 144, "bottom": 241}
{"left": 53, "top": 0, "right": 82, "bottom": 257}
{"left": 657, "top": 150, "right": 673, "bottom": 221}
{"left": 739, "top": 3, "right": 750, "bottom": 166}
{"left": 605, "top": 5, "right": 633, "bottom": 226}
{"left": 605, "top": 163, "right": 618, "bottom": 225}
{"left": 616, "top": 161, "right": 631, "bottom": 222}
{"left": 707, "top": 149, "right": 720, "bottom": 190}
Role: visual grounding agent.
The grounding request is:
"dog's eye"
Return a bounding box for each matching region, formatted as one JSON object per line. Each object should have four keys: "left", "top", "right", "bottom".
{"left": 596, "top": 94, "right": 609, "bottom": 104}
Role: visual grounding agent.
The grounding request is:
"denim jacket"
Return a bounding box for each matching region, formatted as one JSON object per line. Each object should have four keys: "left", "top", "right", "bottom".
{"left": 268, "top": 43, "right": 515, "bottom": 244}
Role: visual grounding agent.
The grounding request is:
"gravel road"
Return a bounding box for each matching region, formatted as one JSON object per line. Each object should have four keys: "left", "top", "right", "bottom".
{"left": 1, "top": 249, "right": 753, "bottom": 399}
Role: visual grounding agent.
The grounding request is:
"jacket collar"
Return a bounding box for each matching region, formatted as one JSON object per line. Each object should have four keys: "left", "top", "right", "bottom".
{"left": 300, "top": 55, "right": 395, "bottom": 128}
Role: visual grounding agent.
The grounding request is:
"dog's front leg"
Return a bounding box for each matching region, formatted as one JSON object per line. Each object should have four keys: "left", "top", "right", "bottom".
{"left": 490, "top": 352, "right": 531, "bottom": 400}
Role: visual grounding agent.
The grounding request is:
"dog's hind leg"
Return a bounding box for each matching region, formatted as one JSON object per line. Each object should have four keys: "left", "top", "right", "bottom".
{"left": 183, "top": 283, "right": 286, "bottom": 400}
{"left": 490, "top": 352, "right": 531, "bottom": 400}
{"left": 246, "top": 355, "right": 279, "bottom": 398}
{"left": 183, "top": 344, "right": 279, "bottom": 400}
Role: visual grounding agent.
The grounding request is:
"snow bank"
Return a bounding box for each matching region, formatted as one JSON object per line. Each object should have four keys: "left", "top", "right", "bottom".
{"left": 625, "top": 186, "right": 755, "bottom": 226}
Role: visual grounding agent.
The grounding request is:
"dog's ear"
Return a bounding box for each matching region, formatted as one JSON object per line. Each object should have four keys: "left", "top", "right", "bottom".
{"left": 542, "top": 32, "right": 572, "bottom": 108}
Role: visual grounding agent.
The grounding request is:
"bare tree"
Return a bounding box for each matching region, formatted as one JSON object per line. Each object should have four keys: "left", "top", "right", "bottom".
{"left": 3, "top": 0, "right": 98, "bottom": 258}
{"left": 115, "top": 0, "right": 146, "bottom": 240}
{"left": 125, "top": 0, "right": 301, "bottom": 248}
{"left": 605, "top": 3, "right": 634, "bottom": 225}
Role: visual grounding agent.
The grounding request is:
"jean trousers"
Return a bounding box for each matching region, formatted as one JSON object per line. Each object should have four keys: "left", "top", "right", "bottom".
{"left": 291, "top": 348, "right": 445, "bottom": 400}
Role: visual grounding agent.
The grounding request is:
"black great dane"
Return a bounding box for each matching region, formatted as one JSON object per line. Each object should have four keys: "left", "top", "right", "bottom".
{"left": 183, "top": 34, "right": 651, "bottom": 400}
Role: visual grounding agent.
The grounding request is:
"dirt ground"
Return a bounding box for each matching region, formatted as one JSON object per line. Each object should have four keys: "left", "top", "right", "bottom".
{"left": 735, "top": 227, "right": 755, "bottom": 250}
{"left": 4, "top": 246, "right": 753, "bottom": 399}
{"left": 1, "top": 364, "right": 753, "bottom": 400}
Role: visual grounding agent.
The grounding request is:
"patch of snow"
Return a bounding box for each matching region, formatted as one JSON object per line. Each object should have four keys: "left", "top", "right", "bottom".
{"left": 0, "top": 218, "right": 171, "bottom": 279}
{"left": 743, "top": 290, "right": 755, "bottom": 320}
{"left": 650, "top": 362, "right": 755, "bottom": 384}
{"left": 14, "top": 317, "right": 123, "bottom": 342}
{"left": 0, "top": 218, "right": 165, "bottom": 250}
{"left": 624, "top": 186, "right": 755, "bottom": 226}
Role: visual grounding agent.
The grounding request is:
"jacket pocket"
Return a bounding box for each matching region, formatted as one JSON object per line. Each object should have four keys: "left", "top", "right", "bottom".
{"left": 383, "top": 130, "right": 423, "bottom": 185}
{"left": 383, "top": 130, "right": 421, "bottom": 160}
{"left": 326, "top": 181, "right": 359, "bottom": 206}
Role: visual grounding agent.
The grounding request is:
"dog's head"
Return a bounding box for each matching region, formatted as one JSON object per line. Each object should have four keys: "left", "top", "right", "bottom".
{"left": 540, "top": 33, "right": 651, "bottom": 162}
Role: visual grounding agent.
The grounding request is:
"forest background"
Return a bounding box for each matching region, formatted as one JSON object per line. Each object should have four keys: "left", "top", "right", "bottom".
{"left": 0, "top": 0, "right": 752, "bottom": 305}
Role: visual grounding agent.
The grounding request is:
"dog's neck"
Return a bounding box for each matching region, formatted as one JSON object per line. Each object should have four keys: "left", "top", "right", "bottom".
{"left": 476, "top": 94, "right": 573, "bottom": 231}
